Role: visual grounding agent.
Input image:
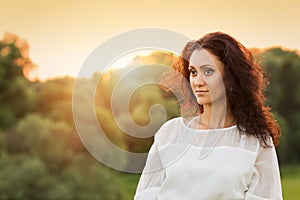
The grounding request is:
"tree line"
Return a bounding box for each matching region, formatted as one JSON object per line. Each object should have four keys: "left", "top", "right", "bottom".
{"left": 0, "top": 33, "right": 299, "bottom": 199}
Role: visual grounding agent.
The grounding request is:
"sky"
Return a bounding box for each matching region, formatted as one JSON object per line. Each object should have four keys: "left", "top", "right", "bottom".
{"left": 1, "top": 0, "right": 299, "bottom": 80}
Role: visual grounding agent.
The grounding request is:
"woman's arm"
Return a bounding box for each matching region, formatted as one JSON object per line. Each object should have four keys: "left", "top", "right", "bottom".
{"left": 134, "top": 118, "right": 179, "bottom": 200}
{"left": 134, "top": 141, "right": 165, "bottom": 200}
{"left": 245, "top": 142, "right": 283, "bottom": 200}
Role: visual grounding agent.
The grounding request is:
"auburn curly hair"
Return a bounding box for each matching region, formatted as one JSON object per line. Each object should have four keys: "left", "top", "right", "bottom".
{"left": 162, "top": 32, "right": 280, "bottom": 147}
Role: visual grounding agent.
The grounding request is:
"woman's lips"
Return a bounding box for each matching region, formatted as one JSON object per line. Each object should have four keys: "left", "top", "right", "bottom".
{"left": 195, "top": 90, "right": 209, "bottom": 95}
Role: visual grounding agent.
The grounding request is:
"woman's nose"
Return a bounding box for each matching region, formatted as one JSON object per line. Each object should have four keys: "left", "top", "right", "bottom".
{"left": 193, "top": 74, "right": 206, "bottom": 86}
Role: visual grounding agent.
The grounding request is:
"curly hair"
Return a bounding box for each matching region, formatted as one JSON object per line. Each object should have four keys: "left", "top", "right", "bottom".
{"left": 162, "top": 32, "right": 281, "bottom": 147}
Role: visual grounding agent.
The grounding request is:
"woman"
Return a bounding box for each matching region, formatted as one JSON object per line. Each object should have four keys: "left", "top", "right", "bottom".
{"left": 134, "top": 32, "right": 282, "bottom": 200}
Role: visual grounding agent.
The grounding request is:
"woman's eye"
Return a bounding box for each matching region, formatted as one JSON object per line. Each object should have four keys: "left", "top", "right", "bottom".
{"left": 189, "top": 68, "right": 197, "bottom": 76}
{"left": 203, "top": 68, "right": 214, "bottom": 76}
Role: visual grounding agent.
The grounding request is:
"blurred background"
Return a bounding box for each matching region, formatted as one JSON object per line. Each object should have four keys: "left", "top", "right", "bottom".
{"left": 1, "top": 0, "right": 300, "bottom": 199}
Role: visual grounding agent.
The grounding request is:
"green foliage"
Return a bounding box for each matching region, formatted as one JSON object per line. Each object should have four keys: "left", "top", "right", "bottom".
{"left": 260, "top": 47, "right": 300, "bottom": 163}
{"left": 5, "top": 114, "right": 73, "bottom": 172}
{"left": 0, "top": 33, "right": 36, "bottom": 129}
{"left": 1, "top": 32, "right": 300, "bottom": 199}
{"left": 93, "top": 55, "right": 180, "bottom": 153}
{"left": 33, "top": 78, "right": 74, "bottom": 125}
{"left": 62, "top": 159, "right": 125, "bottom": 200}
{"left": 0, "top": 155, "right": 69, "bottom": 200}
{"left": 1, "top": 114, "right": 125, "bottom": 199}
{"left": 119, "top": 173, "right": 140, "bottom": 199}
{"left": 0, "top": 154, "right": 125, "bottom": 200}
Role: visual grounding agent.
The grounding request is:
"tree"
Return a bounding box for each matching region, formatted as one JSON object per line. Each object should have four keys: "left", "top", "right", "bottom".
{"left": 260, "top": 47, "right": 300, "bottom": 163}
{"left": 0, "top": 33, "right": 36, "bottom": 129}
{"left": 94, "top": 52, "right": 180, "bottom": 153}
{"left": 0, "top": 155, "right": 70, "bottom": 200}
{"left": 2, "top": 113, "right": 126, "bottom": 199}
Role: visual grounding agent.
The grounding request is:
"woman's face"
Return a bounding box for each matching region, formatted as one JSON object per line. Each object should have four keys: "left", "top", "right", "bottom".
{"left": 188, "top": 48, "right": 226, "bottom": 106}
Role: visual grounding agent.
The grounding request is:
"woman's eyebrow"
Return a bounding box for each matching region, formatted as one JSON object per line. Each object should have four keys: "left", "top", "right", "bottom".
{"left": 189, "top": 64, "right": 216, "bottom": 69}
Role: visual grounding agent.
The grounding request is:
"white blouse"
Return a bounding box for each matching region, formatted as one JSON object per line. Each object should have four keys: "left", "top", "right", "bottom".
{"left": 134, "top": 117, "right": 283, "bottom": 200}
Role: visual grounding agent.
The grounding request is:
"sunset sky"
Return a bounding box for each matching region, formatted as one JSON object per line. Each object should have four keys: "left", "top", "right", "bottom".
{"left": 1, "top": 0, "right": 299, "bottom": 80}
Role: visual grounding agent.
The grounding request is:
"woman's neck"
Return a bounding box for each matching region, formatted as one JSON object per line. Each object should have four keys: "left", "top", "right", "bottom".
{"left": 199, "top": 102, "right": 235, "bottom": 129}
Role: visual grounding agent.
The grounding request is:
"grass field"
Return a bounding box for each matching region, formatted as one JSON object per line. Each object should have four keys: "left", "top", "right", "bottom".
{"left": 119, "top": 165, "right": 300, "bottom": 200}
{"left": 281, "top": 165, "right": 300, "bottom": 200}
{"left": 119, "top": 173, "right": 140, "bottom": 199}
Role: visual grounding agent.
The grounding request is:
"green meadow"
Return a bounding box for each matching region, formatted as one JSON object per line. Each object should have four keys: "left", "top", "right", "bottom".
{"left": 281, "top": 165, "right": 300, "bottom": 200}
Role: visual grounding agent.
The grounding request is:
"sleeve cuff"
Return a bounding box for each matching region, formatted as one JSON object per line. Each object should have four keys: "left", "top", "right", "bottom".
{"left": 245, "top": 192, "right": 282, "bottom": 200}
{"left": 134, "top": 187, "right": 160, "bottom": 200}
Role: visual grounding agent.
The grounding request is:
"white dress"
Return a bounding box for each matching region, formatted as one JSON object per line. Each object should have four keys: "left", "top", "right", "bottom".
{"left": 134, "top": 117, "right": 283, "bottom": 200}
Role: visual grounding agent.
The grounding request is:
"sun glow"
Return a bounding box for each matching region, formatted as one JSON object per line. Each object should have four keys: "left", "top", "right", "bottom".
{"left": 1, "top": 0, "right": 300, "bottom": 80}
{"left": 109, "top": 50, "right": 154, "bottom": 69}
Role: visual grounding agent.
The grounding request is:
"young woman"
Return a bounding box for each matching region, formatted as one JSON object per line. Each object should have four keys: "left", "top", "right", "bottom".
{"left": 134, "top": 32, "right": 282, "bottom": 200}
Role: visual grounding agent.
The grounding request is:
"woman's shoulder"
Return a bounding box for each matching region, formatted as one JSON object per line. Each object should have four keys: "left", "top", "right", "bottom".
{"left": 157, "top": 116, "right": 188, "bottom": 134}
{"left": 239, "top": 131, "right": 274, "bottom": 155}
{"left": 159, "top": 117, "right": 182, "bottom": 129}
{"left": 153, "top": 117, "right": 183, "bottom": 145}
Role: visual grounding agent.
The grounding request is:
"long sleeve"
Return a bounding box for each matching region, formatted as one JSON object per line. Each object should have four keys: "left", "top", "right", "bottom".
{"left": 135, "top": 117, "right": 284, "bottom": 200}
{"left": 245, "top": 143, "right": 283, "bottom": 200}
{"left": 134, "top": 136, "right": 165, "bottom": 200}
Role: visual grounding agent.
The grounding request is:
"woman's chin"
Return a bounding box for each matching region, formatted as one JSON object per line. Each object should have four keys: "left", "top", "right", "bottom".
{"left": 196, "top": 99, "right": 211, "bottom": 105}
